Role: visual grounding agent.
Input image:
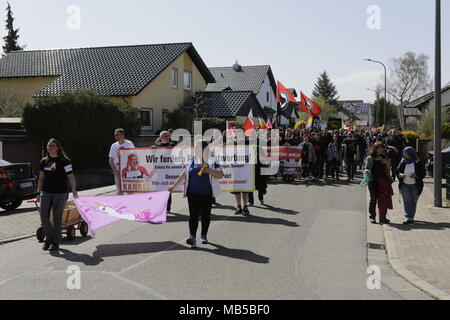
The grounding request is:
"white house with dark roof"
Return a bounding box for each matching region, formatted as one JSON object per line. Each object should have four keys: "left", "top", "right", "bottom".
{"left": 200, "top": 91, "right": 267, "bottom": 123}
{"left": 0, "top": 42, "right": 215, "bottom": 134}
{"left": 403, "top": 83, "right": 450, "bottom": 130}
{"left": 206, "top": 62, "right": 277, "bottom": 120}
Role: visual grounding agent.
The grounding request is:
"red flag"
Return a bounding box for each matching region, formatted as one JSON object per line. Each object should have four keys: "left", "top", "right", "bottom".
{"left": 243, "top": 117, "right": 255, "bottom": 136}
{"left": 300, "top": 92, "right": 322, "bottom": 116}
{"left": 277, "top": 81, "right": 298, "bottom": 104}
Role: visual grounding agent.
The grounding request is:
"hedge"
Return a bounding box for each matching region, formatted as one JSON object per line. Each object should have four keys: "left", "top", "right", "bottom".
{"left": 22, "top": 91, "right": 139, "bottom": 170}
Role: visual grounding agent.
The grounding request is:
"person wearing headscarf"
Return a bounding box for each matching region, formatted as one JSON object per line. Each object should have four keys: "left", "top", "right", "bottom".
{"left": 396, "top": 147, "right": 426, "bottom": 224}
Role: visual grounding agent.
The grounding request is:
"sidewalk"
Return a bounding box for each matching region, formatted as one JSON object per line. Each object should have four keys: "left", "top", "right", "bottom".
{"left": 383, "top": 178, "right": 450, "bottom": 300}
{"left": 0, "top": 185, "right": 117, "bottom": 244}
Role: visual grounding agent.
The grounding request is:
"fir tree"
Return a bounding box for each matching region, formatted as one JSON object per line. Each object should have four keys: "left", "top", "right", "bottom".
{"left": 3, "top": 2, "right": 23, "bottom": 54}
{"left": 312, "top": 71, "right": 339, "bottom": 106}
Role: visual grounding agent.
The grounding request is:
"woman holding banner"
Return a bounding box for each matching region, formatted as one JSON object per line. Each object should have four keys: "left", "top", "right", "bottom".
{"left": 169, "top": 141, "right": 224, "bottom": 246}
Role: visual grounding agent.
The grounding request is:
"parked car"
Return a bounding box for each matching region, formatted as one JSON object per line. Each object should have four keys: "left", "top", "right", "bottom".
{"left": 0, "top": 160, "right": 38, "bottom": 211}
{"left": 426, "top": 147, "right": 450, "bottom": 177}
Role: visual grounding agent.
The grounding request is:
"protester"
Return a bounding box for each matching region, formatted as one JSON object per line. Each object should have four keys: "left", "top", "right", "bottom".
{"left": 342, "top": 131, "right": 360, "bottom": 182}
{"left": 385, "top": 128, "right": 407, "bottom": 182}
{"left": 248, "top": 139, "right": 269, "bottom": 206}
{"left": 37, "top": 139, "right": 78, "bottom": 252}
{"left": 299, "top": 133, "right": 316, "bottom": 183}
{"left": 327, "top": 134, "right": 342, "bottom": 181}
{"left": 322, "top": 131, "right": 333, "bottom": 179}
{"left": 289, "top": 129, "right": 303, "bottom": 146}
{"left": 169, "top": 141, "right": 224, "bottom": 246}
{"left": 357, "top": 130, "right": 367, "bottom": 170}
{"left": 154, "top": 131, "right": 176, "bottom": 213}
{"left": 397, "top": 147, "right": 426, "bottom": 224}
{"left": 312, "top": 133, "right": 326, "bottom": 180}
{"left": 109, "top": 129, "right": 135, "bottom": 195}
{"left": 364, "top": 142, "right": 393, "bottom": 224}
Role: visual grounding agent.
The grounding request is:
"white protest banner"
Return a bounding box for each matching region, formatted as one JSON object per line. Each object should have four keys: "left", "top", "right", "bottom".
{"left": 119, "top": 147, "right": 193, "bottom": 193}
{"left": 119, "top": 146, "right": 256, "bottom": 193}
{"left": 213, "top": 145, "right": 256, "bottom": 192}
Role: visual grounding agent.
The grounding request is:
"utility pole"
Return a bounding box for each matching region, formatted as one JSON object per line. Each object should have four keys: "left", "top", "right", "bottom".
{"left": 434, "top": 0, "right": 442, "bottom": 207}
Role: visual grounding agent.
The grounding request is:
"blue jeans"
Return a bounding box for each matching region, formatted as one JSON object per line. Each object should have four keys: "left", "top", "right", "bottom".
{"left": 40, "top": 192, "right": 68, "bottom": 245}
{"left": 400, "top": 184, "right": 419, "bottom": 220}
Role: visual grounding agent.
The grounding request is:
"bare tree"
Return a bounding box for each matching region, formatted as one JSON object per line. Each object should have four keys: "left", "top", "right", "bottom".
{"left": 382, "top": 52, "right": 432, "bottom": 129}
{"left": 182, "top": 92, "right": 212, "bottom": 119}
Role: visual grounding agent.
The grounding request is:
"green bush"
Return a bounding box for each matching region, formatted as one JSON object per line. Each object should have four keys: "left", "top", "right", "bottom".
{"left": 162, "top": 107, "right": 194, "bottom": 132}
{"left": 22, "top": 91, "right": 139, "bottom": 170}
{"left": 419, "top": 109, "right": 450, "bottom": 138}
{"left": 443, "top": 122, "right": 450, "bottom": 139}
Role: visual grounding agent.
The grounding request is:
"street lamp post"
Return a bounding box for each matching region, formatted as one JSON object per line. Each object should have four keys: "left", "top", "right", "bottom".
{"left": 367, "top": 88, "right": 379, "bottom": 125}
{"left": 365, "top": 59, "right": 387, "bottom": 127}
{"left": 434, "top": 0, "right": 442, "bottom": 207}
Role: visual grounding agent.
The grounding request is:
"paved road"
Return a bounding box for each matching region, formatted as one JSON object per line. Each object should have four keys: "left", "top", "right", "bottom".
{"left": 0, "top": 180, "right": 405, "bottom": 300}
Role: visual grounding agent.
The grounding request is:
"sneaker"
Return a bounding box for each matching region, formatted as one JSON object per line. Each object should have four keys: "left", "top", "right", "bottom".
{"left": 49, "top": 244, "right": 59, "bottom": 252}
{"left": 260, "top": 200, "right": 265, "bottom": 205}
{"left": 403, "top": 219, "right": 414, "bottom": 225}
{"left": 370, "top": 217, "right": 377, "bottom": 224}
{"left": 243, "top": 207, "right": 250, "bottom": 216}
{"left": 380, "top": 219, "right": 390, "bottom": 225}
{"left": 42, "top": 242, "right": 51, "bottom": 251}
{"left": 201, "top": 235, "right": 208, "bottom": 244}
{"left": 234, "top": 208, "right": 243, "bottom": 215}
{"left": 186, "top": 236, "right": 196, "bottom": 246}
{"left": 247, "top": 202, "right": 254, "bottom": 207}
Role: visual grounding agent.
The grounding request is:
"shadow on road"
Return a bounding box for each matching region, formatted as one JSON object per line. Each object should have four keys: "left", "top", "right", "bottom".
{"left": 0, "top": 207, "right": 36, "bottom": 217}
{"left": 51, "top": 241, "right": 270, "bottom": 266}
{"left": 254, "top": 204, "right": 299, "bottom": 215}
{"left": 387, "top": 221, "right": 450, "bottom": 231}
{"left": 168, "top": 212, "right": 300, "bottom": 227}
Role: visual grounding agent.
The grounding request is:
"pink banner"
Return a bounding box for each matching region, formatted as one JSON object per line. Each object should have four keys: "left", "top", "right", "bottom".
{"left": 74, "top": 191, "right": 170, "bottom": 237}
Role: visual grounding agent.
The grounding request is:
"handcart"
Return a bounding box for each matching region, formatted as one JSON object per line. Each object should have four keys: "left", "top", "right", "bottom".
{"left": 29, "top": 200, "right": 89, "bottom": 242}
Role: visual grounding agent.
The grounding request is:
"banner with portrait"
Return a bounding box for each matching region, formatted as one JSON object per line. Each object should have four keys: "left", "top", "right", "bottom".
{"left": 119, "top": 146, "right": 256, "bottom": 193}
{"left": 119, "top": 147, "right": 193, "bottom": 193}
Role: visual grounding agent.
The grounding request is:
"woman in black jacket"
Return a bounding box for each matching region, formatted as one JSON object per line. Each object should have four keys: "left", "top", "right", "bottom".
{"left": 396, "top": 147, "right": 426, "bottom": 225}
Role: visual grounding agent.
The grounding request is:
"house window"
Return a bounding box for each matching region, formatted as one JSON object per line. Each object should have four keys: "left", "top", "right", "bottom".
{"left": 162, "top": 109, "right": 169, "bottom": 126}
{"left": 184, "top": 71, "right": 192, "bottom": 91}
{"left": 140, "top": 108, "right": 153, "bottom": 131}
{"left": 171, "top": 68, "right": 178, "bottom": 89}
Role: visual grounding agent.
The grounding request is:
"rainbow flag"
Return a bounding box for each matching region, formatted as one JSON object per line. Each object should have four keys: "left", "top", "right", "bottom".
{"left": 258, "top": 117, "right": 268, "bottom": 129}
{"left": 306, "top": 114, "right": 314, "bottom": 128}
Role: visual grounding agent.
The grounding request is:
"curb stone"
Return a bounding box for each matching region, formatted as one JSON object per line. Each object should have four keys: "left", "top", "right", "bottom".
{"left": 366, "top": 190, "right": 432, "bottom": 300}
{"left": 383, "top": 224, "right": 450, "bottom": 300}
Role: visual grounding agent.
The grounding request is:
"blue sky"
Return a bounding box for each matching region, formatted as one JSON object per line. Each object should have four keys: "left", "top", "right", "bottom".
{"left": 2, "top": 0, "right": 449, "bottom": 103}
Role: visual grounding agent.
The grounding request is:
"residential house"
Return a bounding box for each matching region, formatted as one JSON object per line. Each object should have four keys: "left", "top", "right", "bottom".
{"left": 403, "top": 83, "right": 450, "bottom": 131}
{"left": 205, "top": 62, "right": 279, "bottom": 122}
{"left": 200, "top": 91, "right": 267, "bottom": 125}
{"left": 0, "top": 42, "right": 215, "bottom": 134}
{"left": 338, "top": 100, "right": 373, "bottom": 129}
